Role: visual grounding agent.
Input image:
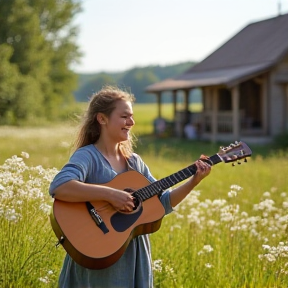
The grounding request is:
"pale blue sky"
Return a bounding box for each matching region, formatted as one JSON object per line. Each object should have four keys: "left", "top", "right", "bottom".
{"left": 73, "top": 0, "right": 288, "bottom": 73}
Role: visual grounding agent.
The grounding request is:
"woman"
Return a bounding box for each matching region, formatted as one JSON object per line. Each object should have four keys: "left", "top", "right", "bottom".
{"left": 49, "top": 85, "right": 211, "bottom": 288}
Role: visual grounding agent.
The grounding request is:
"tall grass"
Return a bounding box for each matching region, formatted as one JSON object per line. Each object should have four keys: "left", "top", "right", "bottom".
{"left": 0, "top": 103, "right": 288, "bottom": 287}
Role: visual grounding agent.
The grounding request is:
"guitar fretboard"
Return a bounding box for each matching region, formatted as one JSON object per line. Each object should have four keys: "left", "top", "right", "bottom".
{"left": 132, "top": 154, "right": 222, "bottom": 202}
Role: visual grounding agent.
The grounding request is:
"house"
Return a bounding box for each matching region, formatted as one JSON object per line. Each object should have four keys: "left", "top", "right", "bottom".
{"left": 145, "top": 13, "right": 288, "bottom": 143}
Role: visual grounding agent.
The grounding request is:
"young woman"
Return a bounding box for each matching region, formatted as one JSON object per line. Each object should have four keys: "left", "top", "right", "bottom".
{"left": 49, "top": 86, "right": 211, "bottom": 288}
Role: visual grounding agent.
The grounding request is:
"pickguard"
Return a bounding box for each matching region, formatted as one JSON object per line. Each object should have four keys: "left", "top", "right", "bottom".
{"left": 110, "top": 206, "right": 143, "bottom": 232}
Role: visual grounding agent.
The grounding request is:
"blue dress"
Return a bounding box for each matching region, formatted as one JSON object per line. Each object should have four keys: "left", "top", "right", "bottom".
{"left": 49, "top": 144, "right": 173, "bottom": 288}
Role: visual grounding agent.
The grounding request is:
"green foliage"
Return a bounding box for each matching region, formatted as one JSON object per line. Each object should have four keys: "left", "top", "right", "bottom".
{"left": 0, "top": 0, "right": 81, "bottom": 124}
{"left": 0, "top": 44, "right": 19, "bottom": 123}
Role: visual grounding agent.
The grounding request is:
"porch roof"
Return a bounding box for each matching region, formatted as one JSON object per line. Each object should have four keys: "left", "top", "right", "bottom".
{"left": 145, "top": 62, "right": 272, "bottom": 92}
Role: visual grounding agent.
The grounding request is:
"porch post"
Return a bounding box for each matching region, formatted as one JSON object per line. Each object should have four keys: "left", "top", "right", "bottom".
{"left": 231, "top": 86, "right": 240, "bottom": 140}
{"left": 284, "top": 84, "right": 288, "bottom": 132}
{"left": 262, "top": 75, "right": 269, "bottom": 134}
{"left": 156, "top": 92, "right": 162, "bottom": 118}
{"left": 211, "top": 88, "right": 218, "bottom": 142}
{"left": 184, "top": 89, "right": 190, "bottom": 124}
{"left": 184, "top": 89, "right": 189, "bottom": 112}
{"left": 172, "top": 90, "right": 177, "bottom": 118}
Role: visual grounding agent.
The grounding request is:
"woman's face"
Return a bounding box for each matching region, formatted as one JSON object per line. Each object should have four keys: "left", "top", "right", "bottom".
{"left": 104, "top": 99, "right": 135, "bottom": 142}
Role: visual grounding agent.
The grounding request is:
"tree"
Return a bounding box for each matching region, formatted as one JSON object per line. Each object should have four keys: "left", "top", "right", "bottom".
{"left": 0, "top": 44, "right": 19, "bottom": 123}
{"left": 0, "top": 0, "right": 82, "bottom": 123}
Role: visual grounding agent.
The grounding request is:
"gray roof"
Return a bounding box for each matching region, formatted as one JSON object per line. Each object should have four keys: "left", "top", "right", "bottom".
{"left": 146, "top": 13, "right": 288, "bottom": 92}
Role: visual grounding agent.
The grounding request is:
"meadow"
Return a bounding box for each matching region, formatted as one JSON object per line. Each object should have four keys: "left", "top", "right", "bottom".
{"left": 0, "top": 103, "right": 288, "bottom": 287}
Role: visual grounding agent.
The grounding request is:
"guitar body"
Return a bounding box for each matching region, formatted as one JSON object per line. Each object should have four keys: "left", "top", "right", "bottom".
{"left": 50, "top": 170, "right": 165, "bottom": 270}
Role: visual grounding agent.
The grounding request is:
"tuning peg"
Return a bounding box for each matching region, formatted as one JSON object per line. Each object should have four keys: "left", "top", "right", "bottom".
{"left": 232, "top": 163, "right": 235, "bottom": 167}
{"left": 244, "top": 158, "right": 247, "bottom": 163}
{"left": 237, "top": 161, "right": 241, "bottom": 165}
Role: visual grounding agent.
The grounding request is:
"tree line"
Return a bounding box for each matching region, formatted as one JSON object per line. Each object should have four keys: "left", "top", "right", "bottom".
{"left": 74, "top": 62, "right": 196, "bottom": 103}
{"left": 0, "top": 0, "right": 81, "bottom": 125}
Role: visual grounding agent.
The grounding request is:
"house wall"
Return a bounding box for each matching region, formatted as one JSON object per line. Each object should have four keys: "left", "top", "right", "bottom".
{"left": 269, "top": 55, "right": 288, "bottom": 136}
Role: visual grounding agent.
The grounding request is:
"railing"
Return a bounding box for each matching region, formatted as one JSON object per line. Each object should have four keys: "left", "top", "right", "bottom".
{"left": 192, "top": 111, "right": 242, "bottom": 134}
{"left": 174, "top": 110, "right": 263, "bottom": 137}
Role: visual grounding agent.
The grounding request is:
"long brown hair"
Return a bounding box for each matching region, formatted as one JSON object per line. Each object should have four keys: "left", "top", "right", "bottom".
{"left": 73, "top": 86, "right": 136, "bottom": 158}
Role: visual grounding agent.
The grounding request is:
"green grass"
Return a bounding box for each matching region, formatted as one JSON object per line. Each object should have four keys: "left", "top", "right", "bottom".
{"left": 1, "top": 103, "right": 288, "bottom": 287}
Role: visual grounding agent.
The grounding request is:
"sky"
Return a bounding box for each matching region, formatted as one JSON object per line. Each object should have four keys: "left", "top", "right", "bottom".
{"left": 72, "top": 0, "right": 288, "bottom": 74}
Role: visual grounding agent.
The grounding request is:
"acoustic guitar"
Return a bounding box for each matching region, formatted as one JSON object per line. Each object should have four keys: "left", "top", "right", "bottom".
{"left": 50, "top": 141, "right": 252, "bottom": 269}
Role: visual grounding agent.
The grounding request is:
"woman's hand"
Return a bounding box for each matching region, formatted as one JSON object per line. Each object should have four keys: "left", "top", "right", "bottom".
{"left": 189, "top": 154, "right": 211, "bottom": 186}
{"left": 108, "top": 189, "right": 135, "bottom": 212}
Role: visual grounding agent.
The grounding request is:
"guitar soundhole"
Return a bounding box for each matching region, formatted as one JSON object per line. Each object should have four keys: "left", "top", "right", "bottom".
{"left": 124, "top": 188, "right": 140, "bottom": 212}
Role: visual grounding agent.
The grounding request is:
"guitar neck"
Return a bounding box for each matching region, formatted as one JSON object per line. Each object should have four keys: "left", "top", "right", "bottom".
{"left": 133, "top": 153, "right": 222, "bottom": 202}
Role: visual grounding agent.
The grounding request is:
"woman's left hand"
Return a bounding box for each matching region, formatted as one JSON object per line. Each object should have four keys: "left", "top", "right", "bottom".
{"left": 190, "top": 155, "right": 211, "bottom": 186}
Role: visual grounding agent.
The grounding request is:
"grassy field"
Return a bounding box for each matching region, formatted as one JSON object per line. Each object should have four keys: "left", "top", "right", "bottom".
{"left": 1, "top": 103, "right": 288, "bottom": 287}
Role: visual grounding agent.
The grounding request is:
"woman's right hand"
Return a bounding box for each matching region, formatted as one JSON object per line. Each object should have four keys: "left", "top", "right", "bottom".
{"left": 108, "top": 189, "right": 136, "bottom": 212}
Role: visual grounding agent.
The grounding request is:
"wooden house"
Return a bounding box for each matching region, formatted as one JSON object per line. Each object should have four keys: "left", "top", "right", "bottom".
{"left": 145, "top": 13, "right": 288, "bottom": 143}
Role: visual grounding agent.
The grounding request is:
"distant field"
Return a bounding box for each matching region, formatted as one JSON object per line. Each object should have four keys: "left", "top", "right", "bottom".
{"left": 0, "top": 103, "right": 202, "bottom": 168}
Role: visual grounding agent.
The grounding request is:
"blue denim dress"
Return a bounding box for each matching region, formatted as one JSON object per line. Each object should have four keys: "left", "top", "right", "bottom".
{"left": 49, "top": 144, "right": 173, "bottom": 288}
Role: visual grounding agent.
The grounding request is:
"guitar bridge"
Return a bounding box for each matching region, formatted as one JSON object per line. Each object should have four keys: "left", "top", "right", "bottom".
{"left": 86, "top": 202, "right": 109, "bottom": 234}
{"left": 89, "top": 208, "right": 103, "bottom": 225}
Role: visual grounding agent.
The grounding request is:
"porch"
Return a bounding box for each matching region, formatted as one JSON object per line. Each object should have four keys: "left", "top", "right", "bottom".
{"left": 180, "top": 110, "right": 271, "bottom": 144}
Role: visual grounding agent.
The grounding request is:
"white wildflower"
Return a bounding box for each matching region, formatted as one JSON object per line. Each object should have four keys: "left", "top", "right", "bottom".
{"left": 262, "top": 244, "right": 271, "bottom": 250}
{"left": 207, "top": 220, "right": 217, "bottom": 227}
{"left": 228, "top": 190, "right": 237, "bottom": 198}
{"left": 203, "top": 245, "right": 214, "bottom": 253}
{"left": 205, "top": 263, "right": 213, "bottom": 268}
{"left": 263, "top": 191, "right": 271, "bottom": 198}
{"left": 264, "top": 254, "right": 277, "bottom": 262}
{"left": 198, "top": 244, "right": 214, "bottom": 255}
{"left": 241, "top": 211, "right": 248, "bottom": 218}
{"left": 253, "top": 199, "right": 276, "bottom": 212}
{"left": 283, "top": 202, "right": 288, "bottom": 209}
{"left": 212, "top": 199, "right": 227, "bottom": 207}
{"left": 198, "top": 201, "right": 209, "bottom": 209}
{"left": 39, "top": 203, "right": 51, "bottom": 215}
{"left": 21, "top": 151, "right": 29, "bottom": 159}
{"left": 152, "top": 259, "right": 163, "bottom": 272}
{"left": 230, "top": 184, "right": 243, "bottom": 191}
{"left": 39, "top": 277, "right": 49, "bottom": 283}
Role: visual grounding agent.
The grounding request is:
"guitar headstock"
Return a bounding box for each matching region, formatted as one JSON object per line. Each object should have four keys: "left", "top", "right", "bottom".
{"left": 218, "top": 141, "right": 252, "bottom": 165}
